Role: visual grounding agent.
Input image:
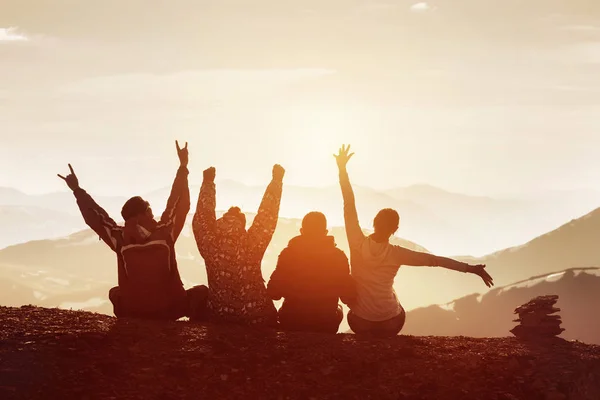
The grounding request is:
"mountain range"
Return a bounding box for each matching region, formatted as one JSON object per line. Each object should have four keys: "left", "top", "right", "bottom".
{"left": 404, "top": 267, "right": 600, "bottom": 345}
{"left": 2, "top": 203, "right": 600, "bottom": 324}
{"left": 3, "top": 182, "right": 600, "bottom": 255}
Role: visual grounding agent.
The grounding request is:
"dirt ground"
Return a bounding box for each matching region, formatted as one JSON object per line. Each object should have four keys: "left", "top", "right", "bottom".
{"left": 1, "top": 306, "right": 600, "bottom": 400}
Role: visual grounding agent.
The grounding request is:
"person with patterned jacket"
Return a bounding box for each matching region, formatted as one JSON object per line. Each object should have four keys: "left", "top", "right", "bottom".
{"left": 57, "top": 141, "right": 208, "bottom": 320}
{"left": 193, "top": 164, "right": 284, "bottom": 327}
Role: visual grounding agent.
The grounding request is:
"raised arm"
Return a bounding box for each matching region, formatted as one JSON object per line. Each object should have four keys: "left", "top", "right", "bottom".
{"left": 390, "top": 245, "right": 494, "bottom": 288}
{"left": 335, "top": 145, "right": 365, "bottom": 250}
{"left": 158, "top": 141, "right": 190, "bottom": 241}
{"left": 58, "top": 164, "right": 121, "bottom": 251}
{"left": 247, "top": 164, "right": 284, "bottom": 257}
{"left": 192, "top": 167, "right": 217, "bottom": 254}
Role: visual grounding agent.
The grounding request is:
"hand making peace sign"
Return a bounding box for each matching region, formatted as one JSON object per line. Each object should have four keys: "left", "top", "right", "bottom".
{"left": 176, "top": 140, "right": 188, "bottom": 168}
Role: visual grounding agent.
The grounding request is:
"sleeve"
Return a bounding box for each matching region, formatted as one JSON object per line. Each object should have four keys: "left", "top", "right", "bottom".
{"left": 390, "top": 245, "right": 469, "bottom": 272}
{"left": 335, "top": 251, "right": 357, "bottom": 305}
{"left": 266, "top": 249, "right": 290, "bottom": 301}
{"left": 192, "top": 179, "right": 217, "bottom": 255}
{"left": 247, "top": 178, "right": 283, "bottom": 257}
{"left": 339, "top": 169, "right": 366, "bottom": 250}
{"left": 157, "top": 166, "right": 190, "bottom": 241}
{"left": 73, "top": 188, "right": 121, "bottom": 252}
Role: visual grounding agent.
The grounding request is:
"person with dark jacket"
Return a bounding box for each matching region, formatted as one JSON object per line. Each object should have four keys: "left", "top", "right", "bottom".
{"left": 192, "top": 164, "right": 284, "bottom": 327}
{"left": 267, "top": 212, "right": 356, "bottom": 334}
{"left": 57, "top": 141, "right": 208, "bottom": 321}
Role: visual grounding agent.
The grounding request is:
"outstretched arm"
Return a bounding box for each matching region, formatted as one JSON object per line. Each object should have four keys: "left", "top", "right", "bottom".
{"left": 192, "top": 167, "right": 217, "bottom": 254}
{"left": 58, "top": 164, "right": 121, "bottom": 251}
{"left": 247, "top": 164, "right": 284, "bottom": 257}
{"left": 391, "top": 246, "right": 494, "bottom": 288}
{"left": 158, "top": 141, "right": 190, "bottom": 241}
{"left": 335, "top": 145, "right": 365, "bottom": 250}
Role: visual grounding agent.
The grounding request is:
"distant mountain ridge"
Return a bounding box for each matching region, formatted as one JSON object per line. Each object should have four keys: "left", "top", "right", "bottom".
{"left": 3, "top": 202, "right": 600, "bottom": 319}
{"left": 404, "top": 267, "right": 600, "bottom": 345}
{"left": 458, "top": 207, "right": 600, "bottom": 286}
{"left": 3, "top": 182, "right": 600, "bottom": 256}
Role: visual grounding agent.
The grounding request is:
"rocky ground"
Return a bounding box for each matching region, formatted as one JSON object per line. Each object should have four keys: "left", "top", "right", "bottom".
{"left": 1, "top": 306, "right": 600, "bottom": 400}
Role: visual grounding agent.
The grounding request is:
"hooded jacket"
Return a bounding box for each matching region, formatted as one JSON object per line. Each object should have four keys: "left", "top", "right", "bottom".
{"left": 73, "top": 166, "right": 190, "bottom": 319}
{"left": 192, "top": 176, "right": 283, "bottom": 326}
{"left": 267, "top": 234, "right": 356, "bottom": 322}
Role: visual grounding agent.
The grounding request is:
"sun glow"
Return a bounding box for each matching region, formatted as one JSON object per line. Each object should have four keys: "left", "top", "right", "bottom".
{"left": 273, "top": 104, "right": 371, "bottom": 187}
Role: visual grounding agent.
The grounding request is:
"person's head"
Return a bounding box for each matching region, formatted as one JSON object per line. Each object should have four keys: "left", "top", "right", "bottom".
{"left": 300, "top": 211, "right": 328, "bottom": 237}
{"left": 373, "top": 208, "right": 400, "bottom": 238}
{"left": 221, "top": 206, "right": 247, "bottom": 230}
{"left": 121, "top": 196, "right": 154, "bottom": 224}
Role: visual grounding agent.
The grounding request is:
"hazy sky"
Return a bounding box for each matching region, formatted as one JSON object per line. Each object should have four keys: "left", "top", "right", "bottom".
{"left": 2, "top": 0, "right": 600, "bottom": 197}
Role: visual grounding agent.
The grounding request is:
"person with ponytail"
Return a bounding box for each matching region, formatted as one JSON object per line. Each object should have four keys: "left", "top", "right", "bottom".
{"left": 193, "top": 164, "right": 285, "bottom": 326}
{"left": 334, "top": 144, "right": 494, "bottom": 337}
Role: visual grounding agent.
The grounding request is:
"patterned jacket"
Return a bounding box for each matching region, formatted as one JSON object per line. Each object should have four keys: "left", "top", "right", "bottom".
{"left": 73, "top": 166, "right": 190, "bottom": 319}
{"left": 192, "top": 177, "right": 283, "bottom": 326}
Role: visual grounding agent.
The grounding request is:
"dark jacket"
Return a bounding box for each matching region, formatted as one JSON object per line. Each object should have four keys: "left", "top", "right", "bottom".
{"left": 267, "top": 235, "right": 356, "bottom": 324}
{"left": 74, "top": 166, "right": 190, "bottom": 319}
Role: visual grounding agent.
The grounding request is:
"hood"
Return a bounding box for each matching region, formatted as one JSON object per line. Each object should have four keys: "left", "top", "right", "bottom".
{"left": 123, "top": 219, "right": 153, "bottom": 245}
{"left": 287, "top": 234, "right": 337, "bottom": 251}
{"left": 215, "top": 215, "right": 246, "bottom": 239}
{"left": 360, "top": 235, "right": 393, "bottom": 264}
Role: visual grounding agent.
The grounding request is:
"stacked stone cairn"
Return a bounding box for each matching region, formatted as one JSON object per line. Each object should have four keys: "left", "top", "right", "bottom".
{"left": 510, "top": 295, "right": 564, "bottom": 338}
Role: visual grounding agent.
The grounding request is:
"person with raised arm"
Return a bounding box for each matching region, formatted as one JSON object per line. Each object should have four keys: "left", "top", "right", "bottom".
{"left": 334, "top": 144, "right": 494, "bottom": 337}
{"left": 267, "top": 211, "right": 356, "bottom": 334}
{"left": 193, "top": 164, "right": 284, "bottom": 326}
{"left": 58, "top": 141, "right": 208, "bottom": 321}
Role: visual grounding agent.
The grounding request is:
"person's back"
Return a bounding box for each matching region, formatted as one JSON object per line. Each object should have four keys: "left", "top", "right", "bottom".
{"left": 267, "top": 212, "right": 356, "bottom": 334}
{"left": 115, "top": 210, "right": 188, "bottom": 318}
{"left": 193, "top": 165, "right": 285, "bottom": 326}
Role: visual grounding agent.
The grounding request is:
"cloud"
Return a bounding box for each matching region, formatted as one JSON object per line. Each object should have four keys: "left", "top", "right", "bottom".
{"left": 410, "top": 2, "right": 432, "bottom": 12}
{"left": 57, "top": 68, "right": 337, "bottom": 101}
{"left": 560, "top": 25, "right": 600, "bottom": 32}
{"left": 0, "top": 27, "right": 28, "bottom": 42}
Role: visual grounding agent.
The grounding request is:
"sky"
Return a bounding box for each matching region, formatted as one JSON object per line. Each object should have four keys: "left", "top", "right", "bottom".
{"left": 2, "top": 0, "right": 600, "bottom": 197}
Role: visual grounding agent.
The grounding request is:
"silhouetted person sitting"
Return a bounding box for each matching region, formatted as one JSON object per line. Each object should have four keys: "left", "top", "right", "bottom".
{"left": 334, "top": 144, "right": 494, "bottom": 338}
{"left": 193, "top": 164, "right": 284, "bottom": 326}
{"left": 58, "top": 141, "right": 207, "bottom": 321}
{"left": 267, "top": 211, "right": 356, "bottom": 334}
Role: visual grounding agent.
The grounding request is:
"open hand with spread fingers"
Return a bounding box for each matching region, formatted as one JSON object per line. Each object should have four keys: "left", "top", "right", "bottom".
{"left": 57, "top": 164, "right": 80, "bottom": 192}
{"left": 334, "top": 144, "right": 355, "bottom": 170}
{"left": 467, "top": 264, "right": 494, "bottom": 288}
{"left": 176, "top": 140, "right": 188, "bottom": 168}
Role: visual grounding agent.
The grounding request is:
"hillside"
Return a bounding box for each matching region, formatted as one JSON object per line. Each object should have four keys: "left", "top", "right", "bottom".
{"left": 0, "top": 217, "right": 442, "bottom": 318}
{"left": 4, "top": 206, "right": 600, "bottom": 321}
{"left": 459, "top": 207, "right": 600, "bottom": 286}
{"left": 1, "top": 306, "right": 600, "bottom": 400}
{"left": 0, "top": 205, "right": 84, "bottom": 249}
{"left": 405, "top": 268, "right": 600, "bottom": 345}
